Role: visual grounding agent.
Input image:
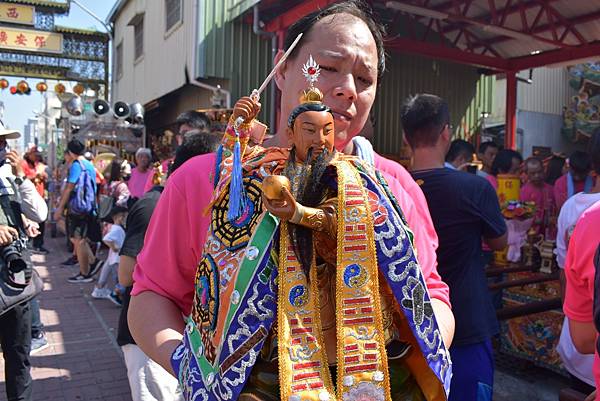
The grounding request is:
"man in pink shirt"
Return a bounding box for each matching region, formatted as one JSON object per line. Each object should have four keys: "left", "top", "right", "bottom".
{"left": 555, "top": 150, "right": 594, "bottom": 210}
{"left": 127, "top": 148, "right": 153, "bottom": 199}
{"left": 128, "top": 1, "right": 453, "bottom": 376}
{"left": 520, "top": 157, "right": 556, "bottom": 237}
{"left": 564, "top": 201, "right": 600, "bottom": 401}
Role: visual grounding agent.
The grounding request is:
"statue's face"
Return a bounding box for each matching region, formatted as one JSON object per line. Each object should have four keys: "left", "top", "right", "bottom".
{"left": 287, "top": 110, "right": 335, "bottom": 162}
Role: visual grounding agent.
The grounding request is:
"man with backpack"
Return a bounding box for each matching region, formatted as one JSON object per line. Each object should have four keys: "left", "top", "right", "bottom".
{"left": 54, "top": 139, "right": 100, "bottom": 283}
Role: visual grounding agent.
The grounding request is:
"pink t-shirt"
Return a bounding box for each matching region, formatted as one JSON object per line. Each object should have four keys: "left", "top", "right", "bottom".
{"left": 133, "top": 153, "right": 450, "bottom": 315}
{"left": 486, "top": 175, "right": 498, "bottom": 190}
{"left": 563, "top": 201, "right": 600, "bottom": 392}
{"left": 520, "top": 182, "right": 555, "bottom": 236}
{"left": 128, "top": 167, "right": 153, "bottom": 199}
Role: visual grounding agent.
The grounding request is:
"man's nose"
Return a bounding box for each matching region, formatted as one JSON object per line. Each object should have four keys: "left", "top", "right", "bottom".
{"left": 333, "top": 74, "right": 357, "bottom": 102}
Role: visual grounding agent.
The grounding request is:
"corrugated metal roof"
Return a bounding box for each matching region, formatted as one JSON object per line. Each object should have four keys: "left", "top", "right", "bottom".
{"left": 372, "top": 53, "right": 494, "bottom": 156}
{"left": 54, "top": 25, "right": 109, "bottom": 39}
{"left": 3, "top": 0, "right": 68, "bottom": 11}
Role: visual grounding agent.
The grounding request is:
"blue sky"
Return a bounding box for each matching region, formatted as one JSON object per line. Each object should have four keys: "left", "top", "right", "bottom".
{"left": 0, "top": 0, "right": 117, "bottom": 132}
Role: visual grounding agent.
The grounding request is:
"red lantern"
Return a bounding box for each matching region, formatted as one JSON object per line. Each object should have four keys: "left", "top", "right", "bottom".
{"left": 9, "top": 86, "right": 17, "bottom": 94}
{"left": 0, "top": 79, "right": 8, "bottom": 90}
{"left": 36, "top": 82, "right": 48, "bottom": 92}
{"left": 16, "top": 80, "right": 28, "bottom": 93}
{"left": 73, "top": 83, "right": 85, "bottom": 95}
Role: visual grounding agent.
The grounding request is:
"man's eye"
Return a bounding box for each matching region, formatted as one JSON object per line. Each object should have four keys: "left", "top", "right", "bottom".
{"left": 358, "top": 76, "right": 373, "bottom": 86}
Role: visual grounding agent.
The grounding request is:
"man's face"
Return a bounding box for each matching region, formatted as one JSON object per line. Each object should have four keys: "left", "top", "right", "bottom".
{"left": 480, "top": 146, "right": 498, "bottom": 169}
{"left": 509, "top": 157, "right": 522, "bottom": 175}
{"left": 64, "top": 151, "right": 74, "bottom": 163}
{"left": 526, "top": 161, "right": 545, "bottom": 186}
{"left": 287, "top": 110, "right": 335, "bottom": 162}
{"left": 276, "top": 14, "right": 378, "bottom": 151}
{"left": 136, "top": 153, "right": 150, "bottom": 168}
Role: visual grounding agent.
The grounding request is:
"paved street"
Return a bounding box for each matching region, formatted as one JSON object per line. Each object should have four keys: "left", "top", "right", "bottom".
{"left": 0, "top": 234, "right": 132, "bottom": 401}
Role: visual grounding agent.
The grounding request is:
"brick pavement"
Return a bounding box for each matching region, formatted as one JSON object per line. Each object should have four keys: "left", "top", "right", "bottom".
{"left": 0, "top": 234, "right": 133, "bottom": 401}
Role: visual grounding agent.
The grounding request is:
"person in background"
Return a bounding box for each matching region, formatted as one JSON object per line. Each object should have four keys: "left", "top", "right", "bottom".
{"left": 127, "top": 148, "right": 152, "bottom": 199}
{"left": 118, "top": 131, "right": 219, "bottom": 401}
{"left": 142, "top": 111, "right": 212, "bottom": 194}
{"left": 0, "top": 122, "right": 48, "bottom": 401}
{"left": 563, "top": 199, "right": 600, "bottom": 401}
{"left": 91, "top": 205, "right": 127, "bottom": 305}
{"left": 477, "top": 141, "right": 499, "bottom": 179}
{"left": 555, "top": 131, "right": 600, "bottom": 395}
{"left": 445, "top": 139, "right": 475, "bottom": 170}
{"left": 555, "top": 150, "right": 594, "bottom": 210}
{"left": 520, "top": 157, "right": 556, "bottom": 237}
{"left": 487, "top": 148, "right": 523, "bottom": 190}
{"left": 546, "top": 154, "right": 567, "bottom": 186}
{"left": 405, "top": 94, "right": 507, "bottom": 401}
{"left": 106, "top": 158, "right": 130, "bottom": 207}
{"left": 53, "top": 139, "right": 101, "bottom": 283}
{"left": 21, "top": 146, "right": 48, "bottom": 254}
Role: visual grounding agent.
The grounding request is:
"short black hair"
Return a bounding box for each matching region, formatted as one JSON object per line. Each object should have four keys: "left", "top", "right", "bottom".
{"left": 284, "top": 0, "right": 386, "bottom": 79}
{"left": 401, "top": 94, "right": 450, "bottom": 148}
{"left": 175, "top": 110, "right": 211, "bottom": 133}
{"left": 478, "top": 141, "right": 499, "bottom": 154}
{"left": 446, "top": 139, "right": 475, "bottom": 163}
{"left": 491, "top": 149, "right": 523, "bottom": 175}
{"left": 288, "top": 102, "right": 333, "bottom": 128}
{"left": 590, "top": 128, "right": 600, "bottom": 175}
{"left": 67, "top": 138, "right": 85, "bottom": 156}
{"left": 545, "top": 155, "right": 566, "bottom": 185}
{"left": 569, "top": 150, "right": 592, "bottom": 175}
{"left": 168, "top": 130, "right": 221, "bottom": 176}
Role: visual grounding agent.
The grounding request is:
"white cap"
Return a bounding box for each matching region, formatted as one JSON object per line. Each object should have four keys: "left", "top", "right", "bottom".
{"left": 0, "top": 120, "right": 20, "bottom": 139}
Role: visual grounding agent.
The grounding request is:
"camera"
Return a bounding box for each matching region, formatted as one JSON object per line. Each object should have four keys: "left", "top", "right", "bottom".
{"left": 1, "top": 237, "right": 27, "bottom": 273}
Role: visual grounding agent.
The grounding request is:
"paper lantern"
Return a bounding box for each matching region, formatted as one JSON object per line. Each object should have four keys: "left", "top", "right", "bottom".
{"left": 0, "top": 79, "right": 8, "bottom": 90}
{"left": 16, "top": 80, "right": 29, "bottom": 93}
{"left": 73, "top": 83, "right": 85, "bottom": 95}
{"left": 36, "top": 82, "right": 48, "bottom": 92}
{"left": 9, "top": 86, "right": 17, "bottom": 94}
{"left": 54, "top": 83, "right": 65, "bottom": 94}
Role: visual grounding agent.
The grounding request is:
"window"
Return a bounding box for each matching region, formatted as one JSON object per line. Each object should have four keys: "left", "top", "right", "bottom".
{"left": 134, "top": 17, "right": 144, "bottom": 61}
{"left": 116, "top": 42, "right": 123, "bottom": 78}
{"left": 165, "top": 0, "right": 182, "bottom": 32}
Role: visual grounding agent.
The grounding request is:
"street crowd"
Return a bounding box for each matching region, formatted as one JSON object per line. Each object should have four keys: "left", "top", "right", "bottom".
{"left": 1, "top": 1, "right": 599, "bottom": 401}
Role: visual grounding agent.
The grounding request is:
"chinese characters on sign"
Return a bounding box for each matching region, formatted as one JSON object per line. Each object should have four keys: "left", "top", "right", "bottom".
{"left": 0, "top": 3, "right": 34, "bottom": 25}
{"left": 0, "top": 27, "right": 62, "bottom": 53}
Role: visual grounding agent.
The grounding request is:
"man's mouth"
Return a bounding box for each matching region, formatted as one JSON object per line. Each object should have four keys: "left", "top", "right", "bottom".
{"left": 332, "top": 110, "right": 353, "bottom": 122}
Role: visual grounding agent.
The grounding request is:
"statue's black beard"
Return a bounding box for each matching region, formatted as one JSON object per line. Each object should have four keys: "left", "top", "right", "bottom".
{"left": 283, "top": 146, "right": 335, "bottom": 275}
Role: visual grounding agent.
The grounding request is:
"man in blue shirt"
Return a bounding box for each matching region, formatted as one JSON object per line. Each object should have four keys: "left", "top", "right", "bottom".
{"left": 54, "top": 139, "right": 100, "bottom": 283}
{"left": 403, "top": 94, "right": 507, "bottom": 401}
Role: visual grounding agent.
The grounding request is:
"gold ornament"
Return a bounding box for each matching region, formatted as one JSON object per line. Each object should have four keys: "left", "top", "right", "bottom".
{"left": 262, "top": 175, "right": 291, "bottom": 200}
{"left": 36, "top": 82, "right": 48, "bottom": 92}
{"left": 0, "top": 79, "right": 8, "bottom": 90}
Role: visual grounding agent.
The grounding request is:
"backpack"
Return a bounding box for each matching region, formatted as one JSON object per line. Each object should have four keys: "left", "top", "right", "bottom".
{"left": 68, "top": 160, "right": 96, "bottom": 215}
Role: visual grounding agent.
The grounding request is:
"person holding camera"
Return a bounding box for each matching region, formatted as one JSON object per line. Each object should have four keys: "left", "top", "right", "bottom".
{"left": 0, "top": 122, "right": 48, "bottom": 401}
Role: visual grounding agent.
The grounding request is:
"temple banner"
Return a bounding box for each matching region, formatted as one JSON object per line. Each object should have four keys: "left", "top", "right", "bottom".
{"left": 0, "top": 26, "right": 62, "bottom": 54}
{"left": 562, "top": 63, "right": 600, "bottom": 142}
{"left": 0, "top": 3, "right": 34, "bottom": 25}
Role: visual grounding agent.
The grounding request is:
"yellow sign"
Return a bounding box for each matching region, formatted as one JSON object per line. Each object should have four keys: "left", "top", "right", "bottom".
{"left": 0, "top": 3, "right": 34, "bottom": 25}
{"left": 0, "top": 26, "right": 62, "bottom": 54}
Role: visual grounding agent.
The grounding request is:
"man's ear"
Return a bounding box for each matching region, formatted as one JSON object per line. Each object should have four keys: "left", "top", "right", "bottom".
{"left": 274, "top": 50, "right": 288, "bottom": 91}
{"left": 286, "top": 126, "right": 294, "bottom": 146}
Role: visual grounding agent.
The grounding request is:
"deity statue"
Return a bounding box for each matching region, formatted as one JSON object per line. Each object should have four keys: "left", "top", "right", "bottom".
{"left": 171, "top": 56, "right": 451, "bottom": 401}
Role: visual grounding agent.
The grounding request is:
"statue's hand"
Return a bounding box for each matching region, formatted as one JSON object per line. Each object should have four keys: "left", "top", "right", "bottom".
{"left": 261, "top": 187, "right": 296, "bottom": 221}
{"left": 233, "top": 96, "right": 261, "bottom": 124}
